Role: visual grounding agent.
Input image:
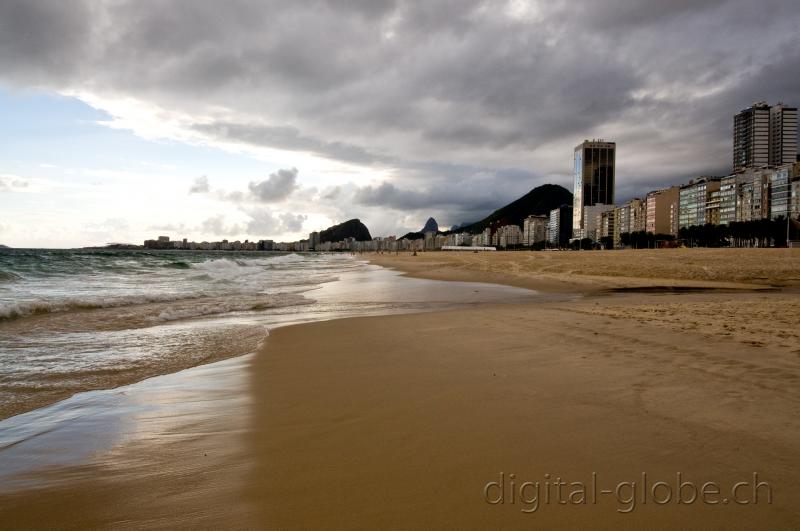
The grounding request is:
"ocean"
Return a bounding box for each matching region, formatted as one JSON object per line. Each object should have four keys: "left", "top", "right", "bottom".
{"left": 0, "top": 249, "right": 536, "bottom": 420}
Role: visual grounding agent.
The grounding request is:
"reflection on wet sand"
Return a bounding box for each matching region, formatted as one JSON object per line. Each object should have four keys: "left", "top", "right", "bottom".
{"left": 0, "top": 355, "right": 255, "bottom": 529}
{"left": 0, "top": 265, "right": 543, "bottom": 528}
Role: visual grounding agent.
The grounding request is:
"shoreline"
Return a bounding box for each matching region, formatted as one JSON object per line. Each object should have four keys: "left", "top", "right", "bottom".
{"left": 0, "top": 258, "right": 537, "bottom": 422}
{"left": 2, "top": 251, "right": 799, "bottom": 528}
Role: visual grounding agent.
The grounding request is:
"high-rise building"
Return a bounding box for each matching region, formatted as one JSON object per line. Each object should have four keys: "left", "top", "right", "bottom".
{"left": 522, "top": 215, "right": 548, "bottom": 246}
{"left": 737, "top": 170, "right": 771, "bottom": 222}
{"left": 582, "top": 204, "right": 615, "bottom": 241}
{"left": 791, "top": 171, "right": 800, "bottom": 221}
{"left": 645, "top": 186, "right": 680, "bottom": 235}
{"left": 718, "top": 168, "right": 773, "bottom": 224}
{"left": 612, "top": 205, "right": 626, "bottom": 249}
{"left": 598, "top": 210, "right": 616, "bottom": 246}
{"left": 733, "top": 102, "right": 770, "bottom": 172}
{"left": 769, "top": 162, "right": 800, "bottom": 219}
{"left": 492, "top": 225, "right": 523, "bottom": 248}
{"left": 705, "top": 189, "right": 722, "bottom": 226}
{"left": 308, "top": 231, "right": 320, "bottom": 251}
{"left": 679, "top": 177, "right": 721, "bottom": 229}
{"left": 718, "top": 175, "right": 740, "bottom": 225}
{"left": 734, "top": 101, "right": 798, "bottom": 172}
{"left": 770, "top": 103, "right": 798, "bottom": 167}
{"left": 573, "top": 139, "right": 616, "bottom": 237}
{"left": 628, "top": 198, "right": 646, "bottom": 233}
{"left": 548, "top": 205, "right": 573, "bottom": 247}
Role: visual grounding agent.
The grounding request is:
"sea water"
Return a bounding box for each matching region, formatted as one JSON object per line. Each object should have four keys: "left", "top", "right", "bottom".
{"left": 0, "top": 249, "right": 538, "bottom": 420}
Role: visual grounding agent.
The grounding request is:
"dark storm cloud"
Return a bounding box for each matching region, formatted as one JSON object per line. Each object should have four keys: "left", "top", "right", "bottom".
{"left": 1, "top": 0, "right": 799, "bottom": 227}
{"left": 193, "top": 122, "right": 393, "bottom": 166}
{"left": 0, "top": 0, "right": 93, "bottom": 84}
{"left": 353, "top": 168, "right": 533, "bottom": 228}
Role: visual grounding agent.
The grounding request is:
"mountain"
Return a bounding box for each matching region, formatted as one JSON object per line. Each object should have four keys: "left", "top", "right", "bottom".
{"left": 398, "top": 231, "right": 424, "bottom": 240}
{"left": 451, "top": 184, "right": 572, "bottom": 234}
{"left": 319, "top": 219, "right": 372, "bottom": 243}
{"left": 0, "top": 244, "right": 9, "bottom": 249}
{"left": 399, "top": 218, "right": 440, "bottom": 241}
{"left": 421, "top": 217, "right": 438, "bottom": 233}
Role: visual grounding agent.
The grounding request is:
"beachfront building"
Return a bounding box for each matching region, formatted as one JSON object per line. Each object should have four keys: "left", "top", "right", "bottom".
{"left": 579, "top": 203, "right": 615, "bottom": 241}
{"left": 420, "top": 232, "right": 447, "bottom": 251}
{"left": 770, "top": 165, "right": 792, "bottom": 220}
{"left": 308, "top": 231, "right": 320, "bottom": 251}
{"left": 144, "top": 236, "right": 262, "bottom": 251}
{"left": 548, "top": 205, "right": 573, "bottom": 247}
{"left": 769, "top": 163, "right": 800, "bottom": 220}
{"left": 629, "top": 198, "right": 647, "bottom": 233}
{"left": 522, "top": 215, "right": 548, "bottom": 246}
{"left": 737, "top": 170, "right": 771, "bottom": 222}
{"left": 445, "top": 232, "right": 473, "bottom": 247}
{"left": 492, "top": 225, "right": 523, "bottom": 248}
{"left": 705, "top": 190, "right": 722, "bottom": 226}
{"left": 612, "top": 198, "right": 646, "bottom": 247}
{"left": 679, "top": 177, "right": 721, "bottom": 229}
{"left": 471, "top": 227, "right": 492, "bottom": 247}
{"left": 792, "top": 178, "right": 800, "bottom": 220}
{"left": 423, "top": 231, "right": 436, "bottom": 251}
{"left": 718, "top": 175, "right": 739, "bottom": 225}
{"left": 645, "top": 186, "right": 680, "bottom": 235}
{"left": 769, "top": 103, "right": 798, "bottom": 167}
{"left": 717, "top": 168, "right": 773, "bottom": 224}
{"left": 613, "top": 204, "right": 630, "bottom": 248}
{"left": 733, "top": 102, "right": 771, "bottom": 172}
{"left": 573, "top": 139, "right": 616, "bottom": 238}
{"left": 733, "top": 101, "right": 798, "bottom": 173}
{"left": 598, "top": 209, "right": 616, "bottom": 246}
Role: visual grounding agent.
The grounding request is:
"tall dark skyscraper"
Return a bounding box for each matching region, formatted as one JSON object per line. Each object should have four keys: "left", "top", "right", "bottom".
{"left": 733, "top": 102, "right": 771, "bottom": 172}
{"left": 733, "top": 101, "right": 797, "bottom": 172}
{"left": 573, "top": 139, "right": 616, "bottom": 237}
{"left": 770, "top": 103, "right": 798, "bottom": 167}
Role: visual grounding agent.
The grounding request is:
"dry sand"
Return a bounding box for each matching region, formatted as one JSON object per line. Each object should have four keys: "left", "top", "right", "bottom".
{"left": 366, "top": 247, "right": 800, "bottom": 292}
{"left": 2, "top": 249, "right": 799, "bottom": 529}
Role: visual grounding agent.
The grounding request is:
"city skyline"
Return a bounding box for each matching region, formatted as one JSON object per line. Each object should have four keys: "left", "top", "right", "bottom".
{"left": 7, "top": 101, "right": 800, "bottom": 251}
{"left": 1, "top": 1, "right": 800, "bottom": 248}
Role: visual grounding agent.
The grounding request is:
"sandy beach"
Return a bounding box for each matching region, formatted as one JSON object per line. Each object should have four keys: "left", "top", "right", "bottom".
{"left": 249, "top": 249, "right": 800, "bottom": 529}
{"left": 367, "top": 247, "right": 800, "bottom": 292}
{"left": 2, "top": 249, "right": 800, "bottom": 529}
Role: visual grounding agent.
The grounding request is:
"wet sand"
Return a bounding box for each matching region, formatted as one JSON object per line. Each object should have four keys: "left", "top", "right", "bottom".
{"left": 2, "top": 250, "right": 800, "bottom": 529}
{"left": 0, "top": 355, "right": 257, "bottom": 529}
{"left": 250, "top": 295, "right": 800, "bottom": 529}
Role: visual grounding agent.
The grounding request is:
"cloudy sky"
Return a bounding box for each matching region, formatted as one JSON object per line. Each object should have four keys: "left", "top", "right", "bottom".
{"left": 1, "top": 0, "right": 798, "bottom": 247}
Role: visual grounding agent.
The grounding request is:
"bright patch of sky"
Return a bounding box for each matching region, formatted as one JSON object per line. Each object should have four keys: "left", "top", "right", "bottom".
{"left": 0, "top": 88, "right": 349, "bottom": 247}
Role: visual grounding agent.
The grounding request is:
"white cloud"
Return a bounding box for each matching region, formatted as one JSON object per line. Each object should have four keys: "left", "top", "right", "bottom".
{"left": 247, "top": 168, "right": 299, "bottom": 203}
{"left": 189, "top": 175, "right": 210, "bottom": 194}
